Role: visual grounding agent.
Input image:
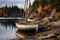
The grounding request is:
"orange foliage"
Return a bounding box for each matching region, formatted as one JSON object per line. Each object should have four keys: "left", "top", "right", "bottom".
{"left": 37, "top": 6, "right": 43, "bottom": 13}
{"left": 44, "top": 4, "right": 51, "bottom": 11}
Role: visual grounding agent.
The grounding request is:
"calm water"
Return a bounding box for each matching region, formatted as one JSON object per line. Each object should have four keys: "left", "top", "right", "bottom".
{"left": 0, "top": 20, "right": 37, "bottom": 40}
{"left": 0, "top": 22, "right": 17, "bottom": 40}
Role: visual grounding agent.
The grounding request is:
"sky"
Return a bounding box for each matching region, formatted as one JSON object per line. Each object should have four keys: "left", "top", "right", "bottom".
{"left": 0, "top": 0, "right": 34, "bottom": 8}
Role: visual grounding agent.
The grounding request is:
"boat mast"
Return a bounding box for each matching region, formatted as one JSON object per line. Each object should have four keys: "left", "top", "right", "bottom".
{"left": 24, "top": 0, "right": 28, "bottom": 21}
{"left": 24, "top": 0, "right": 31, "bottom": 21}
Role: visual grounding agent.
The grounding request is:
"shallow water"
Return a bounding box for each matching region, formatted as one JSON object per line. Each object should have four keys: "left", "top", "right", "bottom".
{"left": 0, "top": 23, "right": 17, "bottom": 40}
{"left": 0, "top": 21, "right": 38, "bottom": 40}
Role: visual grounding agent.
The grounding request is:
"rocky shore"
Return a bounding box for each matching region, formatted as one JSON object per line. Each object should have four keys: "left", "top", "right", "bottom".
{"left": 15, "top": 17, "right": 60, "bottom": 40}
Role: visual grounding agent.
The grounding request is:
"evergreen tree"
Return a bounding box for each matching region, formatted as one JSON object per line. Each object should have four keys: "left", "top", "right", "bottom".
{"left": 49, "top": 0, "right": 60, "bottom": 8}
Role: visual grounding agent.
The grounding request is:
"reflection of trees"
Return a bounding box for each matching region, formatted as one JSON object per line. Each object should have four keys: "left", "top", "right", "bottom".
{"left": 0, "top": 19, "right": 16, "bottom": 30}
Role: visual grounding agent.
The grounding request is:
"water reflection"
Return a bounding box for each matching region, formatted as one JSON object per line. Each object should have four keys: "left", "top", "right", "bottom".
{"left": 0, "top": 19, "right": 37, "bottom": 40}
{"left": 16, "top": 29, "right": 37, "bottom": 40}
{"left": 1, "top": 23, "right": 16, "bottom": 30}
{"left": 0, "top": 20, "right": 16, "bottom": 40}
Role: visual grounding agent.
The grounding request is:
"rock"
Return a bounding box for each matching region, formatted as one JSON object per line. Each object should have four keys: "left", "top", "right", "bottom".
{"left": 47, "top": 33, "right": 56, "bottom": 38}
{"left": 57, "top": 35, "right": 60, "bottom": 39}
{"left": 52, "top": 20, "right": 60, "bottom": 26}
{"left": 37, "top": 36, "right": 48, "bottom": 40}
{"left": 36, "top": 29, "right": 60, "bottom": 40}
{"left": 46, "top": 20, "right": 60, "bottom": 30}
{"left": 16, "top": 33, "right": 26, "bottom": 40}
{"left": 39, "top": 17, "right": 50, "bottom": 25}
{"left": 41, "top": 17, "right": 50, "bottom": 22}
{"left": 47, "top": 20, "right": 60, "bottom": 26}
{"left": 37, "top": 33, "right": 55, "bottom": 39}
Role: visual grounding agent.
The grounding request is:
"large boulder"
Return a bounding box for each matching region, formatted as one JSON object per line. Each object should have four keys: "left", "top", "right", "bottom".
{"left": 47, "top": 20, "right": 60, "bottom": 26}
{"left": 52, "top": 20, "right": 60, "bottom": 26}
{"left": 39, "top": 17, "right": 50, "bottom": 25}
{"left": 36, "top": 29, "right": 60, "bottom": 40}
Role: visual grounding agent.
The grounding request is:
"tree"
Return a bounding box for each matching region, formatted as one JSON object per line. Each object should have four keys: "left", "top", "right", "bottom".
{"left": 49, "top": 0, "right": 60, "bottom": 8}
{"left": 32, "top": 0, "right": 39, "bottom": 11}
{"left": 32, "top": 0, "right": 49, "bottom": 11}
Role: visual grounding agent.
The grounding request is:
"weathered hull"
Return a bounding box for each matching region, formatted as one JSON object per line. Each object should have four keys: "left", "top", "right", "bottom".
{"left": 16, "top": 22, "right": 38, "bottom": 30}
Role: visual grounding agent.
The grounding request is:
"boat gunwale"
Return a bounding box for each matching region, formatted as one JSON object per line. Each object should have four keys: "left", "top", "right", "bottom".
{"left": 16, "top": 22, "right": 38, "bottom": 25}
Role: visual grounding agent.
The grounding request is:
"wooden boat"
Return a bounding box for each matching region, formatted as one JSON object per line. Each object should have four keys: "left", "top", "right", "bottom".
{"left": 16, "top": 19, "right": 38, "bottom": 30}
{"left": 15, "top": 0, "right": 38, "bottom": 31}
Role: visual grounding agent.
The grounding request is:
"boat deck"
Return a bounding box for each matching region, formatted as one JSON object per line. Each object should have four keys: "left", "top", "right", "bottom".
{"left": 16, "top": 20, "right": 40, "bottom": 25}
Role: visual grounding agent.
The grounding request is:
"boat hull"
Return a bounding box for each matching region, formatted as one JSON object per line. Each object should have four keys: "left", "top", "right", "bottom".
{"left": 16, "top": 23, "right": 38, "bottom": 30}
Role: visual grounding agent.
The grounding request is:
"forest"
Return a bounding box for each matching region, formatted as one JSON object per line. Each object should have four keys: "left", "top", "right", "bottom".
{"left": 0, "top": 5, "right": 24, "bottom": 17}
